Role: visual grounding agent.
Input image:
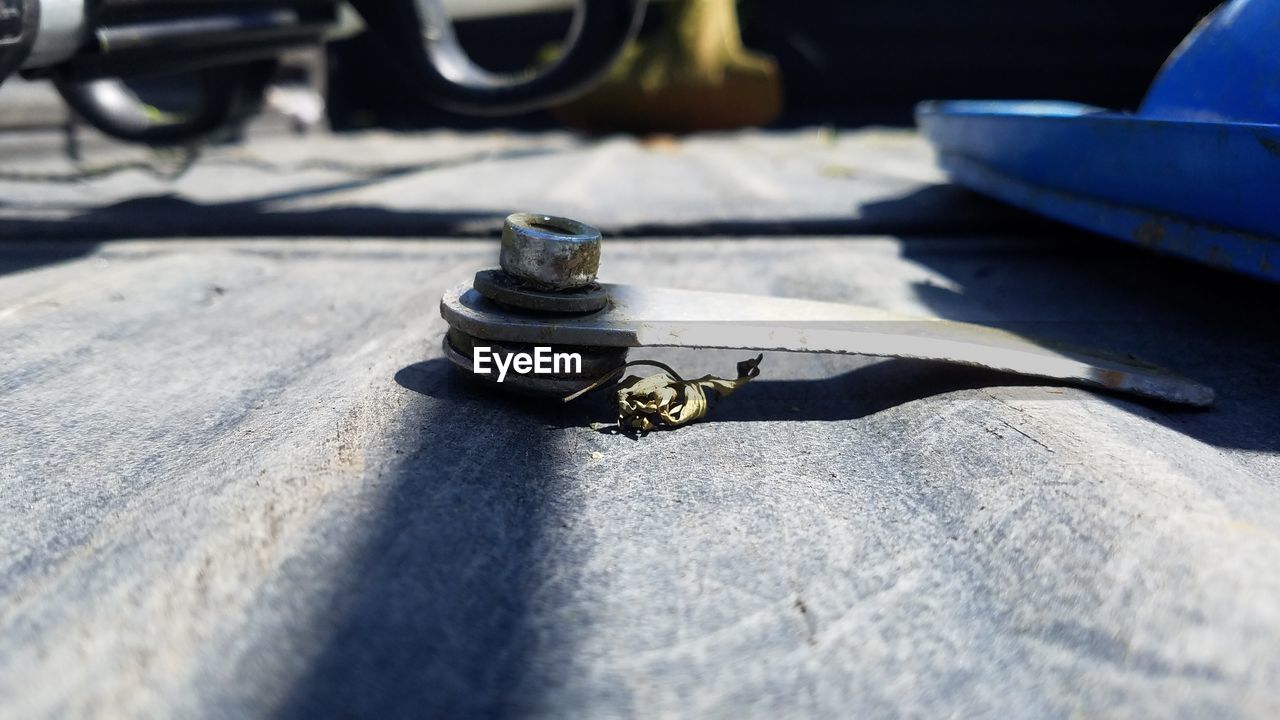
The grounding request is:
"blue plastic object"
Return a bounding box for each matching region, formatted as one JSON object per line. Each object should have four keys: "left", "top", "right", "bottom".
{"left": 917, "top": 0, "right": 1280, "bottom": 281}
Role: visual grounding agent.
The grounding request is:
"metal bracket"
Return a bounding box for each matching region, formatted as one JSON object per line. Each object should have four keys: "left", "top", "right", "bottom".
{"left": 439, "top": 213, "right": 1214, "bottom": 406}
{"left": 441, "top": 281, "right": 1213, "bottom": 406}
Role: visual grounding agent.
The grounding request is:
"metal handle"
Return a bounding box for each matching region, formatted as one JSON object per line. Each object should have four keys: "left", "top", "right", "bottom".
{"left": 350, "top": 0, "right": 646, "bottom": 115}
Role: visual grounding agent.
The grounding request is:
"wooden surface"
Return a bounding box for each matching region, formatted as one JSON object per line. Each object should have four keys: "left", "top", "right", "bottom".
{"left": 2, "top": 106, "right": 1280, "bottom": 718}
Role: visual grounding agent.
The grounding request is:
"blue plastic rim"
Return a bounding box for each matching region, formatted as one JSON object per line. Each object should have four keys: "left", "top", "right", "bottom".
{"left": 917, "top": 0, "right": 1280, "bottom": 282}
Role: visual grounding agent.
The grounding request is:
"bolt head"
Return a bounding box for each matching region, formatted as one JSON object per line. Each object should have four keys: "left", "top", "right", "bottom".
{"left": 500, "top": 213, "right": 602, "bottom": 291}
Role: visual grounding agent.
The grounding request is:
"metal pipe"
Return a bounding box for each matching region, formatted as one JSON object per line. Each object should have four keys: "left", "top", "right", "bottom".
{"left": 22, "top": 0, "right": 87, "bottom": 67}
{"left": 95, "top": 9, "right": 300, "bottom": 52}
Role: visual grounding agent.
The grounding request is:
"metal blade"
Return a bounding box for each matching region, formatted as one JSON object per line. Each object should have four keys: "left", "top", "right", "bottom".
{"left": 441, "top": 281, "right": 1214, "bottom": 406}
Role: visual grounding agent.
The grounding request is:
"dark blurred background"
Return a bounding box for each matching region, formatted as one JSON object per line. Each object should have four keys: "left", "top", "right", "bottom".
{"left": 327, "top": 0, "right": 1222, "bottom": 130}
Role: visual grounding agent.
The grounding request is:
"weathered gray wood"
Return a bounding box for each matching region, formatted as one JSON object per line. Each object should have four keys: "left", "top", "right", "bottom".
{"left": 0, "top": 104, "right": 1011, "bottom": 239}
{"left": 1, "top": 126, "right": 1279, "bottom": 719}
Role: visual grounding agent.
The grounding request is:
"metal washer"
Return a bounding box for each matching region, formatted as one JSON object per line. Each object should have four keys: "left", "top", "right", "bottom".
{"left": 472, "top": 268, "right": 609, "bottom": 313}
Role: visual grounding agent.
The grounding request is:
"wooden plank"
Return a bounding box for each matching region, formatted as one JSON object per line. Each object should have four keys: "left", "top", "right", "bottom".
{"left": 0, "top": 127, "right": 1023, "bottom": 241}
{"left": 2, "top": 228, "right": 1279, "bottom": 717}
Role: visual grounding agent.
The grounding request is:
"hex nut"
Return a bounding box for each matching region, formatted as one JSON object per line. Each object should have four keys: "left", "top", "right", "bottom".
{"left": 499, "top": 213, "right": 602, "bottom": 291}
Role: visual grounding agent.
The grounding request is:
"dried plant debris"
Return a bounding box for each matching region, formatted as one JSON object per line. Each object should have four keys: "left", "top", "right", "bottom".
{"left": 566, "top": 354, "right": 763, "bottom": 432}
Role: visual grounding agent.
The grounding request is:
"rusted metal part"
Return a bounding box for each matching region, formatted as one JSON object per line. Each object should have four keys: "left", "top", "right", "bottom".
{"left": 441, "top": 282, "right": 1215, "bottom": 406}
{"left": 499, "top": 213, "right": 602, "bottom": 291}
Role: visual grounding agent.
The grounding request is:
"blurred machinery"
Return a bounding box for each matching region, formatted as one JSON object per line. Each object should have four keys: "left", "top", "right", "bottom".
{"left": 0, "top": 0, "right": 646, "bottom": 143}
{"left": 328, "top": 0, "right": 1222, "bottom": 129}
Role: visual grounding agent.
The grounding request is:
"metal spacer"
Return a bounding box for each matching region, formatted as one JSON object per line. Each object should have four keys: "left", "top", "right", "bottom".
{"left": 499, "top": 213, "right": 602, "bottom": 291}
